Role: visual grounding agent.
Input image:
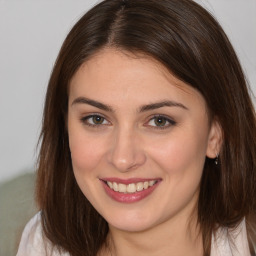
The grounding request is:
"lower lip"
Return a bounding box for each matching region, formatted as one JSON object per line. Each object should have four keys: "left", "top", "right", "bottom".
{"left": 101, "top": 181, "right": 160, "bottom": 203}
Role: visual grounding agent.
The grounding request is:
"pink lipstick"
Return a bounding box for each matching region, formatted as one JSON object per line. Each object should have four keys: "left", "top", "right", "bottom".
{"left": 100, "top": 178, "right": 161, "bottom": 203}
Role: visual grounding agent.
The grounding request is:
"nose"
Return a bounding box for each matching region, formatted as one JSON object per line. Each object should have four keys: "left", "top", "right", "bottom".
{"left": 107, "top": 128, "right": 146, "bottom": 172}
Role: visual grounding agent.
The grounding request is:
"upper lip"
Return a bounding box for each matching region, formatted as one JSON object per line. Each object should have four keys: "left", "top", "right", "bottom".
{"left": 100, "top": 177, "right": 162, "bottom": 185}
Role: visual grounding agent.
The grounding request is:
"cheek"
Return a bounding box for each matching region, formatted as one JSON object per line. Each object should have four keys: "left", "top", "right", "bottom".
{"left": 147, "top": 129, "right": 208, "bottom": 177}
{"left": 68, "top": 129, "right": 107, "bottom": 203}
{"left": 68, "top": 126, "right": 106, "bottom": 174}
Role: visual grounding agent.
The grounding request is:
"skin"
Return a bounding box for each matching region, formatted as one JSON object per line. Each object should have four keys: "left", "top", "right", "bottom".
{"left": 68, "top": 48, "right": 222, "bottom": 256}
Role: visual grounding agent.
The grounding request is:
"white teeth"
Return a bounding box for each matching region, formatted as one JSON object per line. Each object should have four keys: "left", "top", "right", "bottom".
{"left": 136, "top": 182, "right": 144, "bottom": 191}
{"left": 144, "top": 181, "right": 149, "bottom": 189}
{"left": 113, "top": 182, "right": 118, "bottom": 192}
{"left": 107, "top": 181, "right": 113, "bottom": 189}
{"left": 149, "top": 180, "right": 155, "bottom": 186}
{"left": 118, "top": 183, "right": 127, "bottom": 193}
{"left": 106, "top": 180, "right": 157, "bottom": 193}
{"left": 127, "top": 183, "right": 136, "bottom": 193}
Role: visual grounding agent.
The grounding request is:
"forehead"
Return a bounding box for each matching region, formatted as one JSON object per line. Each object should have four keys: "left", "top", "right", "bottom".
{"left": 70, "top": 48, "right": 184, "bottom": 88}
{"left": 69, "top": 48, "right": 207, "bottom": 113}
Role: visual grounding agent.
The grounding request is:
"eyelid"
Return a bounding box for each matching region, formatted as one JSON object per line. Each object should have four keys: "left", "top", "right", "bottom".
{"left": 145, "top": 114, "right": 176, "bottom": 129}
{"left": 80, "top": 113, "right": 111, "bottom": 127}
{"left": 79, "top": 113, "right": 176, "bottom": 130}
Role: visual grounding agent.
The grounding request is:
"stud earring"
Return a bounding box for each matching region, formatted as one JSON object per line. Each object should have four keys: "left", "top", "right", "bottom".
{"left": 215, "top": 153, "right": 219, "bottom": 165}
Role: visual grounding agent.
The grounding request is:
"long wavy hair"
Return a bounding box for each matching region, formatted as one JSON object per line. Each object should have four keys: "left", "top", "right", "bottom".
{"left": 36, "top": 0, "right": 256, "bottom": 255}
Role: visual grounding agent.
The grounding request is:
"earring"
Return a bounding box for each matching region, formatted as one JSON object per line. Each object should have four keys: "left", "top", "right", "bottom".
{"left": 215, "top": 153, "right": 219, "bottom": 165}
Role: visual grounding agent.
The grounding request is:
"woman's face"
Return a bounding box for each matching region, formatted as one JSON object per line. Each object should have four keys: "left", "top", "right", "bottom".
{"left": 68, "top": 48, "right": 220, "bottom": 232}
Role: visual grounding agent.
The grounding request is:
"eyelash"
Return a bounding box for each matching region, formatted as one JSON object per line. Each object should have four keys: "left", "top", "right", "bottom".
{"left": 146, "top": 115, "right": 176, "bottom": 130}
{"left": 80, "top": 114, "right": 176, "bottom": 129}
{"left": 80, "top": 114, "right": 110, "bottom": 128}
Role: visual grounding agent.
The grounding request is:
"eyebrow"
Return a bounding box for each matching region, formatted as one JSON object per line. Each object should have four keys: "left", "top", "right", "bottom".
{"left": 71, "top": 97, "right": 113, "bottom": 112}
{"left": 139, "top": 101, "right": 188, "bottom": 112}
{"left": 71, "top": 97, "right": 188, "bottom": 112}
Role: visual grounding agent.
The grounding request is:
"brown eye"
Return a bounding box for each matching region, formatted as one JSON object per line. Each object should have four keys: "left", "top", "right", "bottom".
{"left": 147, "top": 115, "right": 176, "bottom": 129}
{"left": 81, "top": 115, "right": 109, "bottom": 126}
{"left": 154, "top": 116, "right": 167, "bottom": 127}
{"left": 92, "top": 115, "right": 104, "bottom": 124}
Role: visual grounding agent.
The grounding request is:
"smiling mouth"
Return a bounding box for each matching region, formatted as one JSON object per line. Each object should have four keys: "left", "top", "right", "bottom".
{"left": 104, "top": 180, "right": 158, "bottom": 194}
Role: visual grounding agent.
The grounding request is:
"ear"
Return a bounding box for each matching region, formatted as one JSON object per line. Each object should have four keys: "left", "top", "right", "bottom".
{"left": 206, "top": 120, "right": 223, "bottom": 158}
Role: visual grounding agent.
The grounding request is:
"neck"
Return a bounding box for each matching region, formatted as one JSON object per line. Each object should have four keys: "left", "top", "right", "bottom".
{"left": 100, "top": 210, "right": 203, "bottom": 256}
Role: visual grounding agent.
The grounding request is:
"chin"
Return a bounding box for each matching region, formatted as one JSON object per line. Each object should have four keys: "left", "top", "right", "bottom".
{"left": 104, "top": 211, "right": 160, "bottom": 233}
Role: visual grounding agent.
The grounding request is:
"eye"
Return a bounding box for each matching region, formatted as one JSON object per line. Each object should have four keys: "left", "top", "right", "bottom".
{"left": 147, "top": 115, "right": 176, "bottom": 129}
{"left": 81, "top": 114, "right": 110, "bottom": 126}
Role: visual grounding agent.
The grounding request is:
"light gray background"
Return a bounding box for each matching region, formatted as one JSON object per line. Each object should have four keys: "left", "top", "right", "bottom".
{"left": 0, "top": 0, "right": 255, "bottom": 184}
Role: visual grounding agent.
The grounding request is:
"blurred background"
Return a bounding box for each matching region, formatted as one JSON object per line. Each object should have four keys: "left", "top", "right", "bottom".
{"left": 0, "top": 0, "right": 255, "bottom": 255}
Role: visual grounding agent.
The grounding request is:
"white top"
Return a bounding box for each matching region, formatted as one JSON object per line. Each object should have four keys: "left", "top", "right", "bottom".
{"left": 17, "top": 212, "right": 251, "bottom": 256}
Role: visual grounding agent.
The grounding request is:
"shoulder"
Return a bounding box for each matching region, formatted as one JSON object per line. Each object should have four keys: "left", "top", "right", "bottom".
{"left": 247, "top": 215, "right": 256, "bottom": 255}
{"left": 16, "top": 212, "right": 70, "bottom": 256}
{"left": 16, "top": 212, "right": 45, "bottom": 256}
{"left": 211, "top": 218, "right": 253, "bottom": 256}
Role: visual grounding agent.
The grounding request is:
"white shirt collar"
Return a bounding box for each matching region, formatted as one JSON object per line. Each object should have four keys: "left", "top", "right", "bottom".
{"left": 211, "top": 218, "right": 251, "bottom": 256}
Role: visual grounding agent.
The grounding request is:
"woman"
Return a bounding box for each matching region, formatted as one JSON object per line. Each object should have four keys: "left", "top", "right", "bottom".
{"left": 17, "top": 0, "right": 256, "bottom": 255}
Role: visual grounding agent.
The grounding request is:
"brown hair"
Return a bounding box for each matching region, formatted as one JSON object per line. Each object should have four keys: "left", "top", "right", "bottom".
{"left": 36, "top": 0, "right": 256, "bottom": 255}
